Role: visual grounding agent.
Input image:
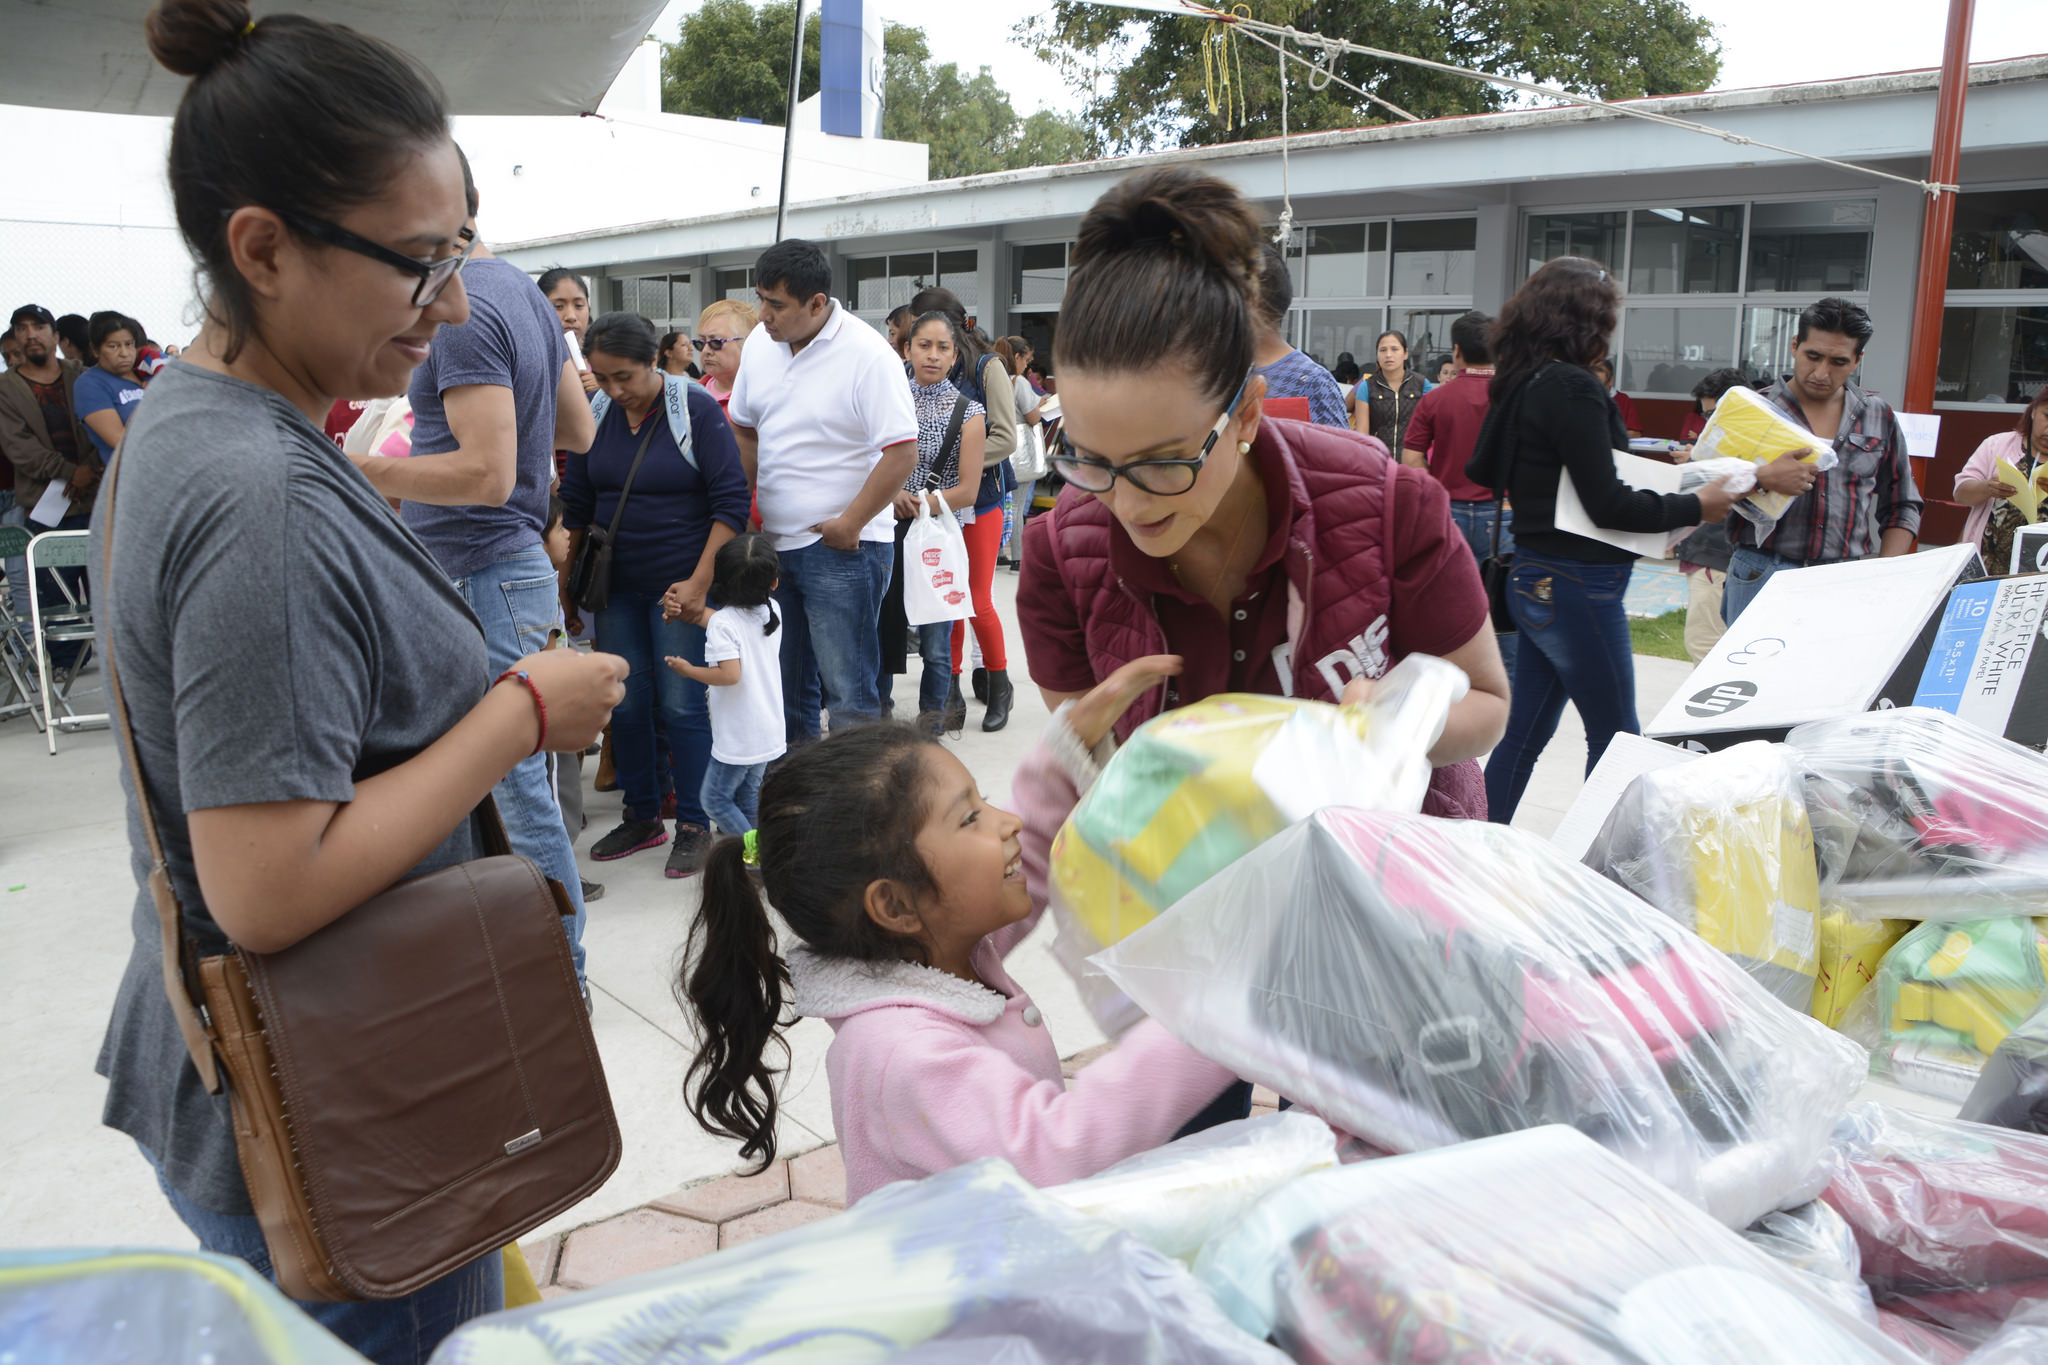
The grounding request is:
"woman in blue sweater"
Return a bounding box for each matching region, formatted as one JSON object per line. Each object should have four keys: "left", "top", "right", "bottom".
{"left": 562, "top": 311, "right": 750, "bottom": 876}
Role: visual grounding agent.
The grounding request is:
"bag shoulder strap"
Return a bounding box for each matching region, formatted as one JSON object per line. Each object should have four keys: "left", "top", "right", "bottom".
{"left": 601, "top": 412, "right": 664, "bottom": 540}
{"left": 929, "top": 392, "right": 971, "bottom": 491}
{"left": 98, "top": 449, "right": 221, "bottom": 1093}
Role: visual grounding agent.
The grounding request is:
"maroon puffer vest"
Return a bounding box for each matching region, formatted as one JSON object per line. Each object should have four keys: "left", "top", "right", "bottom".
{"left": 1036, "top": 417, "right": 1486, "bottom": 820}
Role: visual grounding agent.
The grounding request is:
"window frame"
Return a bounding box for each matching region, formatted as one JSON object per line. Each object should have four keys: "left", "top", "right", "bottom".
{"left": 1935, "top": 179, "right": 2048, "bottom": 412}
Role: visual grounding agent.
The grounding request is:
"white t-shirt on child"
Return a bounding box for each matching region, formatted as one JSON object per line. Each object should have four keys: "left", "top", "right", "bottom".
{"left": 703, "top": 604, "right": 788, "bottom": 766}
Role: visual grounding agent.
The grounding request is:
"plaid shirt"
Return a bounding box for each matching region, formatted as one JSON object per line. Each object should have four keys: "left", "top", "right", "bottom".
{"left": 1735, "top": 379, "right": 1922, "bottom": 565}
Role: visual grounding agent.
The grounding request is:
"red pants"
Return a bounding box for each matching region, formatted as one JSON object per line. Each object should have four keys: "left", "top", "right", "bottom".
{"left": 951, "top": 510, "right": 1008, "bottom": 672}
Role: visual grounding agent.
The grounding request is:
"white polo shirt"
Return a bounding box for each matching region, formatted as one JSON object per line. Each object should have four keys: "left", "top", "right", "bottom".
{"left": 728, "top": 300, "right": 919, "bottom": 551}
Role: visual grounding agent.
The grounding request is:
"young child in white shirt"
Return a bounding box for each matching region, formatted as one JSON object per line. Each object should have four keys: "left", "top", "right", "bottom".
{"left": 666, "top": 533, "right": 787, "bottom": 836}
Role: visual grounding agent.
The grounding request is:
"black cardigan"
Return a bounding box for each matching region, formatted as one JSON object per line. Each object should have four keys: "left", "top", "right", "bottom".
{"left": 1466, "top": 363, "right": 1701, "bottom": 565}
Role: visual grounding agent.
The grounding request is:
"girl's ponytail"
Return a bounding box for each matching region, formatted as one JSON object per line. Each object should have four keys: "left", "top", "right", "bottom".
{"left": 678, "top": 834, "right": 790, "bottom": 1170}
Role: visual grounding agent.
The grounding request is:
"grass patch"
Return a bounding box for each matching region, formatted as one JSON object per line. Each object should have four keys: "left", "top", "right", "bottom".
{"left": 1629, "top": 608, "right": 1690, "bottom": 661}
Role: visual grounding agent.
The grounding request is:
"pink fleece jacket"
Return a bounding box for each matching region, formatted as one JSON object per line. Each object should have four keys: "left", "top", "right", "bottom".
{"left": 791, "top": 717, "right": 1236, "bottom": 1205}
{"left": 1955, "top": 430, "right": 2026, "bottom": 556}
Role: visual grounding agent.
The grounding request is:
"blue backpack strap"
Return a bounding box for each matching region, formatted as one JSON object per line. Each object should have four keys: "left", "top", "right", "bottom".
{"left": 588, "top": 388, "right": 610, "bottom": 428}
{"left": 662, "top": 372, "right": 697, "bottom": 471}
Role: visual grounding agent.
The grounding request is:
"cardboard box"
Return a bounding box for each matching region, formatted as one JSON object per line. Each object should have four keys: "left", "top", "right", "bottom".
{"left": 1645, "top": 545, "right": 1978, "bottom": 751}
{"left": 1895, "top": 572, "right": 2048, "bottom": 749}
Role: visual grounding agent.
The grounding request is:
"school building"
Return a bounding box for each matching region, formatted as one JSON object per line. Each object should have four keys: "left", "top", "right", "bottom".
{"left": 498, "top": 54, "right": 2048, "bottom": 544}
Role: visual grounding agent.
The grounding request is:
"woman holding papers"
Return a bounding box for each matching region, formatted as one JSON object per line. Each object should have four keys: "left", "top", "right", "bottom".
{"left": 1954, "top": 389, "right": 2048, "bottom": 574}
{"left": 1466, "top": 257, "right": 1748, "bottom": 823}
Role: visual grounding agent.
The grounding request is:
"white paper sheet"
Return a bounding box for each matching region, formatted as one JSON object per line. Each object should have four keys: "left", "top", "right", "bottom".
{"left": 1554, "top": 450, "right": 1697, "bottom": 559}
{"left": 28, "top": 479, "right": 71, "bottom": 528}
{"left": 1550, "top": 732, "right": 1700, "bottom": 862}
{"left": 1896, "top": 412, "right": 1942, "bottom": 462}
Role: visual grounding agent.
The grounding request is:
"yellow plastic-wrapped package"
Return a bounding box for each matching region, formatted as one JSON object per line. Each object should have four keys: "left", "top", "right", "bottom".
{"left": 1810, "top": 908, "right": 1909, "bottom": 1028}
{"left": 1689, "top": 385, "right": 1837, "bottom": 526}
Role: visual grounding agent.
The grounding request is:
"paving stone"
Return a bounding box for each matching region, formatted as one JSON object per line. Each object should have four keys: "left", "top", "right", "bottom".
{"left": 719, "top": 1197, "right": 840, "bottom": 1250}
{"left": 556, "top": 1208, "right": 718, "bottom": 1290}
{"left": 538, "top": 1283, "right": 578, "bottom": 1301}
{"left": 1250, "top": 1085, "right": 1280, "bottom": 1108}
{"left": 518, "top": 1233, "right": 562, "bottom": 1288}
{"left": 649, "top": 1163, "right": 790, "bottom": 1223}
{"left": 788, "top": 1144, "right": 847, "bottom": 1208}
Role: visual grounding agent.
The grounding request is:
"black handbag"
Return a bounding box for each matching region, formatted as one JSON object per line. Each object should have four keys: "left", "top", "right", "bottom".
{"left": 566, "top": 415, "right": 662, "bottom": 613}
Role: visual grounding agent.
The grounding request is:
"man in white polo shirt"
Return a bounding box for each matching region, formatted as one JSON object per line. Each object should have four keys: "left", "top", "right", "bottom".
{"left": 728, "top": 239, "right": 918, "bottom": 739}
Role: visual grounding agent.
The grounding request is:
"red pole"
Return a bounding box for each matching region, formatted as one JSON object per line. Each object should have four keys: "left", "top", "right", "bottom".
{"left": 1903, "top": 0, "right": 1977, "bottom": 417}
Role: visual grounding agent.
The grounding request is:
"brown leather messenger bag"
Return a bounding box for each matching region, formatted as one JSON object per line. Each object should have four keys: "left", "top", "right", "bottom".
{"left": 97, "top": 447, "right": 621, "bottom": 1301}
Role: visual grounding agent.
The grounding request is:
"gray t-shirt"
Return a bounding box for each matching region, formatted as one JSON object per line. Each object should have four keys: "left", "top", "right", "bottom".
{"left": 402, "top": 255, "right": 569, "bottom": 578}
{"left": 92, "top": 361, "right": 489, "bottom": 1214}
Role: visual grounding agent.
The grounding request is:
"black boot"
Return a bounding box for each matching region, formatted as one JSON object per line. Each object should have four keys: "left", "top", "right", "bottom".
{"left": 981, "top": 668, "right": 1014, "bottom": 732}
{"left": 944, "top": 677, "right": 967, "bottom": 735}
{"left": 971, "top": 666, "right": 989, "bottom": 703}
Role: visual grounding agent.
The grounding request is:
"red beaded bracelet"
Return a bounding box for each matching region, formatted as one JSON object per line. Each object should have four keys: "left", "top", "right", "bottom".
{"left": 494, "top": 668, "right": 547, "bottom": 756}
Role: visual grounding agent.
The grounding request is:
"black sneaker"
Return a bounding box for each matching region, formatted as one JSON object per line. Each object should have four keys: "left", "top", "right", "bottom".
{"left": 580, "top": 879, "right": 606, "bottom": 903}
{"left": 665, "top": 823, "right": 713, "bottom": 879}
{"left": 591, "top": 818, "right": 667, "bottom": 861}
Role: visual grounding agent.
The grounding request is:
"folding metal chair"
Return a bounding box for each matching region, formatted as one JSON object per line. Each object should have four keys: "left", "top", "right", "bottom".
{"left": 0, "top": 525, "right": 45, "bottom": 730}
{"left": 26, "top": 529, "right": 107, "bottom": 754}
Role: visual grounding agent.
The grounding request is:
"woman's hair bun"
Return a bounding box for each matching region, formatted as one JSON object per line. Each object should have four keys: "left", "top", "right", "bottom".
{"left": 1076, "top": 166, "right": 1263, "bottom": 313}
{"left": 146, "top": 0, "right": 256, "bottom": 79}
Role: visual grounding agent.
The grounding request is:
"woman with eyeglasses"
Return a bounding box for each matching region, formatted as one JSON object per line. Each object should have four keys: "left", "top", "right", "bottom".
{"left": 561, "top": 311, "right": 750, "bottom": 880}
{"left": 95, "top": 3, "right": 626, "bottom": 1359}
{"left": 691, "top": 298, "right": 756, "bottom": 413}
{"left": 1015, "top": 166, "right": 1509, "bottom": 1130}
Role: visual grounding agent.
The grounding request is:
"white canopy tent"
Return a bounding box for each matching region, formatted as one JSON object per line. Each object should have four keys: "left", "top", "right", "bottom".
{"left": 0, "top": 0, "right": 672, "bottom": 117}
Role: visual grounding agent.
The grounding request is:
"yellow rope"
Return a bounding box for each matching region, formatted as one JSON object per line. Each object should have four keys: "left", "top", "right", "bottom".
{"left": 1201, "top": 5, "right": 1253, "bottom": 131}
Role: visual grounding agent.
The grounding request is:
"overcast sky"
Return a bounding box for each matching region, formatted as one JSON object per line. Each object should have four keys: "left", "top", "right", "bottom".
{"left": 655, "top": 0, "right": 2041, "bottom": 117}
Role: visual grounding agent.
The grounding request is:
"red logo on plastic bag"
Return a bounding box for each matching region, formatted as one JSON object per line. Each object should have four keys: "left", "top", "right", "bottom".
{"left": 922, "top": 549, "right": 944, "bottom": 567}
{"left": 945, "top": 590, "right": 967, "bottom": 605}
{"left": 931, "top": 570, "right": 955, "bottom": 589}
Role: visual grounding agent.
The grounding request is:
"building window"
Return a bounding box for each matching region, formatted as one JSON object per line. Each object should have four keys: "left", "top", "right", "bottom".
{"left": 1524, "top": 211, "right": 1626, "bottom": 277}
{"left": 1948, "top": 188, "right": 2048, "bottom": 291}
{"left": 1299, "top": 222, "right": 1386, "bottom": 298}
{"left": 1629, "top": 205, "right": 1742, "bottom": 295}
{"left": 1390, "top": 219, "right": 1476, "bottom": 296}
{"left": 1390, "top": 308, "right": 1470, "bottom": 374}
{"left": 611, "top": 272, "right": 694, "bottom": 331}
{"left": 717, "top": 267, "right": 755, "bottom": 302}
{"left": 1621, "top": 305, "right": 1741, "bottom": 393}
{"left": 1746, "top": 199, "right": 1874, "bottom": 294}
{"left": 1012, "top": 242, "right": 1071, "bottom": 308}
{"left": 1298, "top": 308, "right": 1383, "bottom": 374}
{"left": 846, "top": 249, "right": 981, "bottom": 322}
{"left": 1938, "top": 307, "right": 2048, "bottom": 406}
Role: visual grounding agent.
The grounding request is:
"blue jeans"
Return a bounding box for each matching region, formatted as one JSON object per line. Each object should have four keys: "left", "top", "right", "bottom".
{"left": 880, "top": 621, "right": 954, "bottom": 716}
{"left": 450, "top": 545, "right": 587, "bottom": 977}
{"left": 143, "top": 1145, "right": 502, "bottom": 1365}
{"left": 1485, "top": 550, "right": 1638, "bottom": 823}
{"left": 1005, "top": 479, "right": 1036, "bottom": 562}
{"left": 701, "top": 757, "right": 766, "bottom": 835}
{"left": 1722, "top": 546, "right": 1797, "bottom": 625}
{"left": 0, "top": 489, "right": 28, "bottom": 625}
{"left": 1448, "top": 498, "right": 1519, "bottom": 683}
{"left": 776, "top": 538, "right": 893, "bottom": 738}
{"left": 595, "top": 591, "right": 711, "bottom": 828}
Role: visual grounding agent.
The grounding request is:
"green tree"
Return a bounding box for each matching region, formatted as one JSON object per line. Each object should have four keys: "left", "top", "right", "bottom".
{"left": 1018, "top": 0, "right": 1722, "bottom": 156}
{"left": 662, "top": 1, "right": 1093, "bottom": 180}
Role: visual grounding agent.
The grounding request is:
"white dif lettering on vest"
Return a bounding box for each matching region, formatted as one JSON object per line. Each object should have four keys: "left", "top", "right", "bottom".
{"left": 1312, "top": 614, "right": 1391, "bottom": 696}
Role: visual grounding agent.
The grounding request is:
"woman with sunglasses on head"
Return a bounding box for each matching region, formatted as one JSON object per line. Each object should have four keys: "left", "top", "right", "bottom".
{"left": 94, "top": 3, "right": 626, "bottom": 1359}
{"left": 1016, "top": 166, "right": 1510, "bottom": 1131}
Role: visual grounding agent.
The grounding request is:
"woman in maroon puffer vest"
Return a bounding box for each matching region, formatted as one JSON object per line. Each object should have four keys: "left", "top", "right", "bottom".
{"left": 1014, "top": 165, "right": 1510, "bottom": 1133}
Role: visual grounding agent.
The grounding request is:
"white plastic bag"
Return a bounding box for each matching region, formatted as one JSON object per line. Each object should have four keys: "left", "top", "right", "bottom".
{"left": 1195, "top": 1126, "right": 1918, "bottom": 1363}
{"left": 902, "top": 490, "right": 973, "bottom": 626}
{"left": 1097, "top": 809, "right": 1869, "bottom": 1228}
{"left": 1048, "top": 1112, "right": 1339, "bottom": 1262}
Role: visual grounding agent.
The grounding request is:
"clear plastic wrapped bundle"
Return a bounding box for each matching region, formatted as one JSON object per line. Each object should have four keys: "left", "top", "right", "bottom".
{"left": 1048, "top": 1112, "right": 1339, "bottom": 1263}
{"left": 1195, "top": 1125, "right": 1918, "bottom": 1363}
{"left": 1789, "top": 708, "right": 2048, "bottom": 919}
{"left": 429, "top": 1159, "right": 1285, "bottom": 1365}
{"left": 1688, "top": 384, "right": 1839, "bottom": 528}
{"left": 1814, "top": 908, "right": 1911, "bottom": 1029}
{"left": 1049, "top": 656, "right": 1466, "bottom": 953}
{"left": 1959, "top": 1300, "right": 2048, "bottom": 1364}
{"left": 1821, "top": 1103, "right": 2048, "bottom": 1341}
{"left": 1584, "top": 740, "right": 1823, "bottom": 1011}
{"left": 1744, "top": 1202, "right": 1879, "bottom": 1324}
{"left": 1096, "top": 809, "right": 1868, "bottom": 1228}
{"left": 1841, "top": 917, "right": 2048, "bottom": 1100}
{"left": 1961, "top": 994, "right": 2048, "bottom": 1135}
{"left": 0, "top": 1248, "right": 368, "bottom": 1364}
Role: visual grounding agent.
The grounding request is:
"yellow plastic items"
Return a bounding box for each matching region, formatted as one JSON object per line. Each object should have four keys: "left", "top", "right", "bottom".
{"left": 1809, "top": 910, "right": 1908, "bottom": 1028}
{"left": 1689, "top": 386, "right": 1835, "bottom": 521}
{"left": 1686, "top": 790, "right": 1822, "bottom": 998}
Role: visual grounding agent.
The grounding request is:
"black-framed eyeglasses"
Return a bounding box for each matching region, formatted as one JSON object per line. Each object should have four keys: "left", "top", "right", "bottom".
{"left": 1050, "top": 370, "right": 1251, "bottom": 497}
{"left": 692, "top": 336, "right": 738, "bottom": 352}
{"left": 274, "top": 209, "right": 475, "bottom": 306}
